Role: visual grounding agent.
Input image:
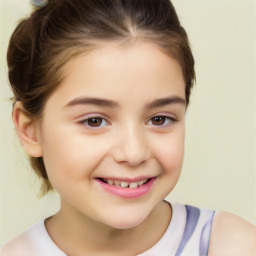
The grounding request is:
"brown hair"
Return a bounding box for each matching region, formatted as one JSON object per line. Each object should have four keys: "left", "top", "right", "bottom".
{"left": 7, "top": 0, "right": 195, "bottom": 196}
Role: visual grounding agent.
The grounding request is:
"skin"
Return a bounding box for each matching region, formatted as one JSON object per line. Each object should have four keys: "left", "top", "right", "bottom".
{"left": 209, "top": 212, "right": 256, "bottom": 256}
{"left": 12, "top": 42, "right": 186, "bottom": 255}
{"left": 3, "top": 42, "right": 256, "bottom": 255}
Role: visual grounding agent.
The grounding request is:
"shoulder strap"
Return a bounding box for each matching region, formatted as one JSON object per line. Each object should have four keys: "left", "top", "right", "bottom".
{"left": 175, "top": 205, "right": 215, "bottom": 256}
{"left": 199, "top": 210, "right": 215, "bottom": 255}
{"left": 175, "top": 205, "right": 200, "bottom": 256}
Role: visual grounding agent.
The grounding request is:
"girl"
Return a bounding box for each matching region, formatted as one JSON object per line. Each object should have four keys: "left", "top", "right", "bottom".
{"left": 1, "top": 0, "right": 256, "bottom": 255}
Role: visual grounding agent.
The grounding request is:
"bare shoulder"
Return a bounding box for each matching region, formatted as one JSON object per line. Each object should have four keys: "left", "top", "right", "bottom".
{"left": 208, "top": 211, "right": 256, "bottom": 256}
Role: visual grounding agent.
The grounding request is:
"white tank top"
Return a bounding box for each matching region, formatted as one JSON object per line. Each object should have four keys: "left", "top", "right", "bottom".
{"left": 0, "top": 202, "right": 215, "bottom": 256}
{"left": 139, "top": 202, "right": 215, "bottom": 256}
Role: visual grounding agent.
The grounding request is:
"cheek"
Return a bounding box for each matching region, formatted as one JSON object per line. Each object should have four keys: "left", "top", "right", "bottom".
{"left": 158, "top": 147, "right": 184, "bottom": 176}
{"left": 151, "top": 129, "right": 185, "bottom": 174}
{"left": 40, "top": 124, "right": 110, "bottom": 188}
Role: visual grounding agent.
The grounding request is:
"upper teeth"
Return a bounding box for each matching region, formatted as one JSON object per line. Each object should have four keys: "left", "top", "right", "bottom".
{"left": 103, "top": 179, "right": 148, "bottom": 189}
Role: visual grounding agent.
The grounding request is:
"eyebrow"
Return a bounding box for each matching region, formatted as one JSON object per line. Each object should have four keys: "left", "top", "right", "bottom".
{"left": 146, "top": 96, "right": 186, "bottom": 109}
{"left": 65, "top": 97, "right": 119, "bottom": 108}
{"left": 64, "top": 95, "right": 186, "bottom": 109}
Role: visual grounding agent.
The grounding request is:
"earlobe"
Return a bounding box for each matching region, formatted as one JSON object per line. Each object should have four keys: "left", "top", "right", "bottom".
{"left": 12, "top": 102, "right": 43, "bottom": 157}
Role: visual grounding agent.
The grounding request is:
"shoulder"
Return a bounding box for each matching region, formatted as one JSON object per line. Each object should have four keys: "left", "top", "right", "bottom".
{"left": 0, "top": 221, "right": 45, "bottom": 256}
{"left": 0, "top": 232, "right": 34, "bottom": 256}
{"left": 208, "top": 211, "right": 256, "bottom": 256}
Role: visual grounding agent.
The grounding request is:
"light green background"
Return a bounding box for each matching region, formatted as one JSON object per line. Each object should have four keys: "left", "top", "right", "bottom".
{"left": 0, "top": 0, "right": 255, "bottom": 245}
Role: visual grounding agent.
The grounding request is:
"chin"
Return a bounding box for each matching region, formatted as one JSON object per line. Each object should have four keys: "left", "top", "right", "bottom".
{"left": 102, "top": 210, "right": 150, "bottom": 230}
{"left": 106, "top": 218, "right": 146, "bottom": 230}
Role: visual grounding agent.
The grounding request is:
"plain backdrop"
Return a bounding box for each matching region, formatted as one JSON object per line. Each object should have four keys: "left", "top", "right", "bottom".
{"left": 0, "top": 0, "right": 255, "bottom": 245}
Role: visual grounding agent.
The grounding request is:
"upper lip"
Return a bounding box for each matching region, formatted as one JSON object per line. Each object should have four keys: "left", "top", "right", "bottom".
{"left": 96, "top": 176, "right": 155, "bottom": 182}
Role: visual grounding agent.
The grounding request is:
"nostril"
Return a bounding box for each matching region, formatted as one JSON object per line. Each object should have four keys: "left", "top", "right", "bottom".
{"left": 111, "top": 132, "right": 150, "bottom": 167}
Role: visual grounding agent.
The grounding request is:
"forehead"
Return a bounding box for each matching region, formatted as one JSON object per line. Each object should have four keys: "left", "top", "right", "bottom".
{"left": 47, "top": 42, "right": 186, "bottom": 107}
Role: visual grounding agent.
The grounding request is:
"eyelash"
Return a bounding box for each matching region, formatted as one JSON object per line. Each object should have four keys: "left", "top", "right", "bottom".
{"left": 146, "top": 115, "right": 176, "bottom": 127}
{"left": 78, "top": 114, "right": 176, "bottom": 129}
{"left": 78, "top": 116, "right": 109, "bottom": 129}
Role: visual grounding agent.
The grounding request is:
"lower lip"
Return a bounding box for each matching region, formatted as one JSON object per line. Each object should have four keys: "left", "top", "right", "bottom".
{"left": 95, "top": 178, "right": 156, "bottom": 199}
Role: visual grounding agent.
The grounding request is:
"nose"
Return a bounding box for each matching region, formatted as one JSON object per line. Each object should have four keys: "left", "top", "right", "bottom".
{"left": 112, "top": 124, "right": 150, "bottom": 167}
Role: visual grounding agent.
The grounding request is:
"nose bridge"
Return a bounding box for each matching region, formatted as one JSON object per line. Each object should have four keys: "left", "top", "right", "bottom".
{"left": 112, "top": 122, "right": 149, "bottom": 166}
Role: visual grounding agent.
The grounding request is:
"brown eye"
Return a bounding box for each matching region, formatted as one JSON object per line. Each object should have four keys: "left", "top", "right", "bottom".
{"left": 79, "top": 116, "right": 108, "bottom": 129}
{"left": 86, "top": 118, "right": 104, "bottom": 127}
{"left": 151, "top": 116, "right": 166, "bottom": 126}
{"left": 148, "top": 116, "right": 175, "bottom": 127}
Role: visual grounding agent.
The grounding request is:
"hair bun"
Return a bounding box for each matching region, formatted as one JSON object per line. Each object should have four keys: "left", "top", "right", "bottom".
{"left": 31, "top": 0, "right": 48, "bottom": 8}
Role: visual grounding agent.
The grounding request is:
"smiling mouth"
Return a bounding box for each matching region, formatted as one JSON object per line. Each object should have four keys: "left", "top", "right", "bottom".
{"left": 97, "top": 178, "right": 151, "bottom": 189}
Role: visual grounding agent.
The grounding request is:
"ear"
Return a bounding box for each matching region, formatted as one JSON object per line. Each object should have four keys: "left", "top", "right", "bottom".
{"left": 12, "top": 101, "right": 43, "bottom": 157}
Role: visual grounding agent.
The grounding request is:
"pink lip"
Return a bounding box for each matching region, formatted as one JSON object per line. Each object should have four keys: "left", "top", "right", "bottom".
{"left": 95, "top": 177, "right": 156, "bottom": 199}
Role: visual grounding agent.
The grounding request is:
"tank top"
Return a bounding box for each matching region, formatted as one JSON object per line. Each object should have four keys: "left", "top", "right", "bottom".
{"left": 139, "top": 202, "right": 215, "bottom": 256}
{"left": 0, "top": 202, "right": 215, "bottom": 256}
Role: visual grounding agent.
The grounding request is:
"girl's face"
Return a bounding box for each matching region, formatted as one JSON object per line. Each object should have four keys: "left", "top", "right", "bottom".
{"left": 38, "top": 42, "right": 186, "bottom": 229}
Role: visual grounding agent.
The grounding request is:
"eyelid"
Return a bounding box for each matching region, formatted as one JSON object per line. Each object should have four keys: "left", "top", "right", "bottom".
{"left": 146, "top": 113, "right": 177, "bottom": 126}
{"left": 77, "top": 113, "right": 111, "bottom": 129}
{"left": 146, "top": 112, "right": 177, "bottom": 121}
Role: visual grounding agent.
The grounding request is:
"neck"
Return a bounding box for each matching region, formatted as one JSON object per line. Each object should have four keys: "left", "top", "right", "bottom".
{"left": 45, "top": 200, "right": 172, "bottom": 255}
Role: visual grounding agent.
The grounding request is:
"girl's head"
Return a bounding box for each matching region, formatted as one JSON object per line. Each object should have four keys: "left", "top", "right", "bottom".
{"left": 8, "top": 0, "right": 195, "bottom": 200}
